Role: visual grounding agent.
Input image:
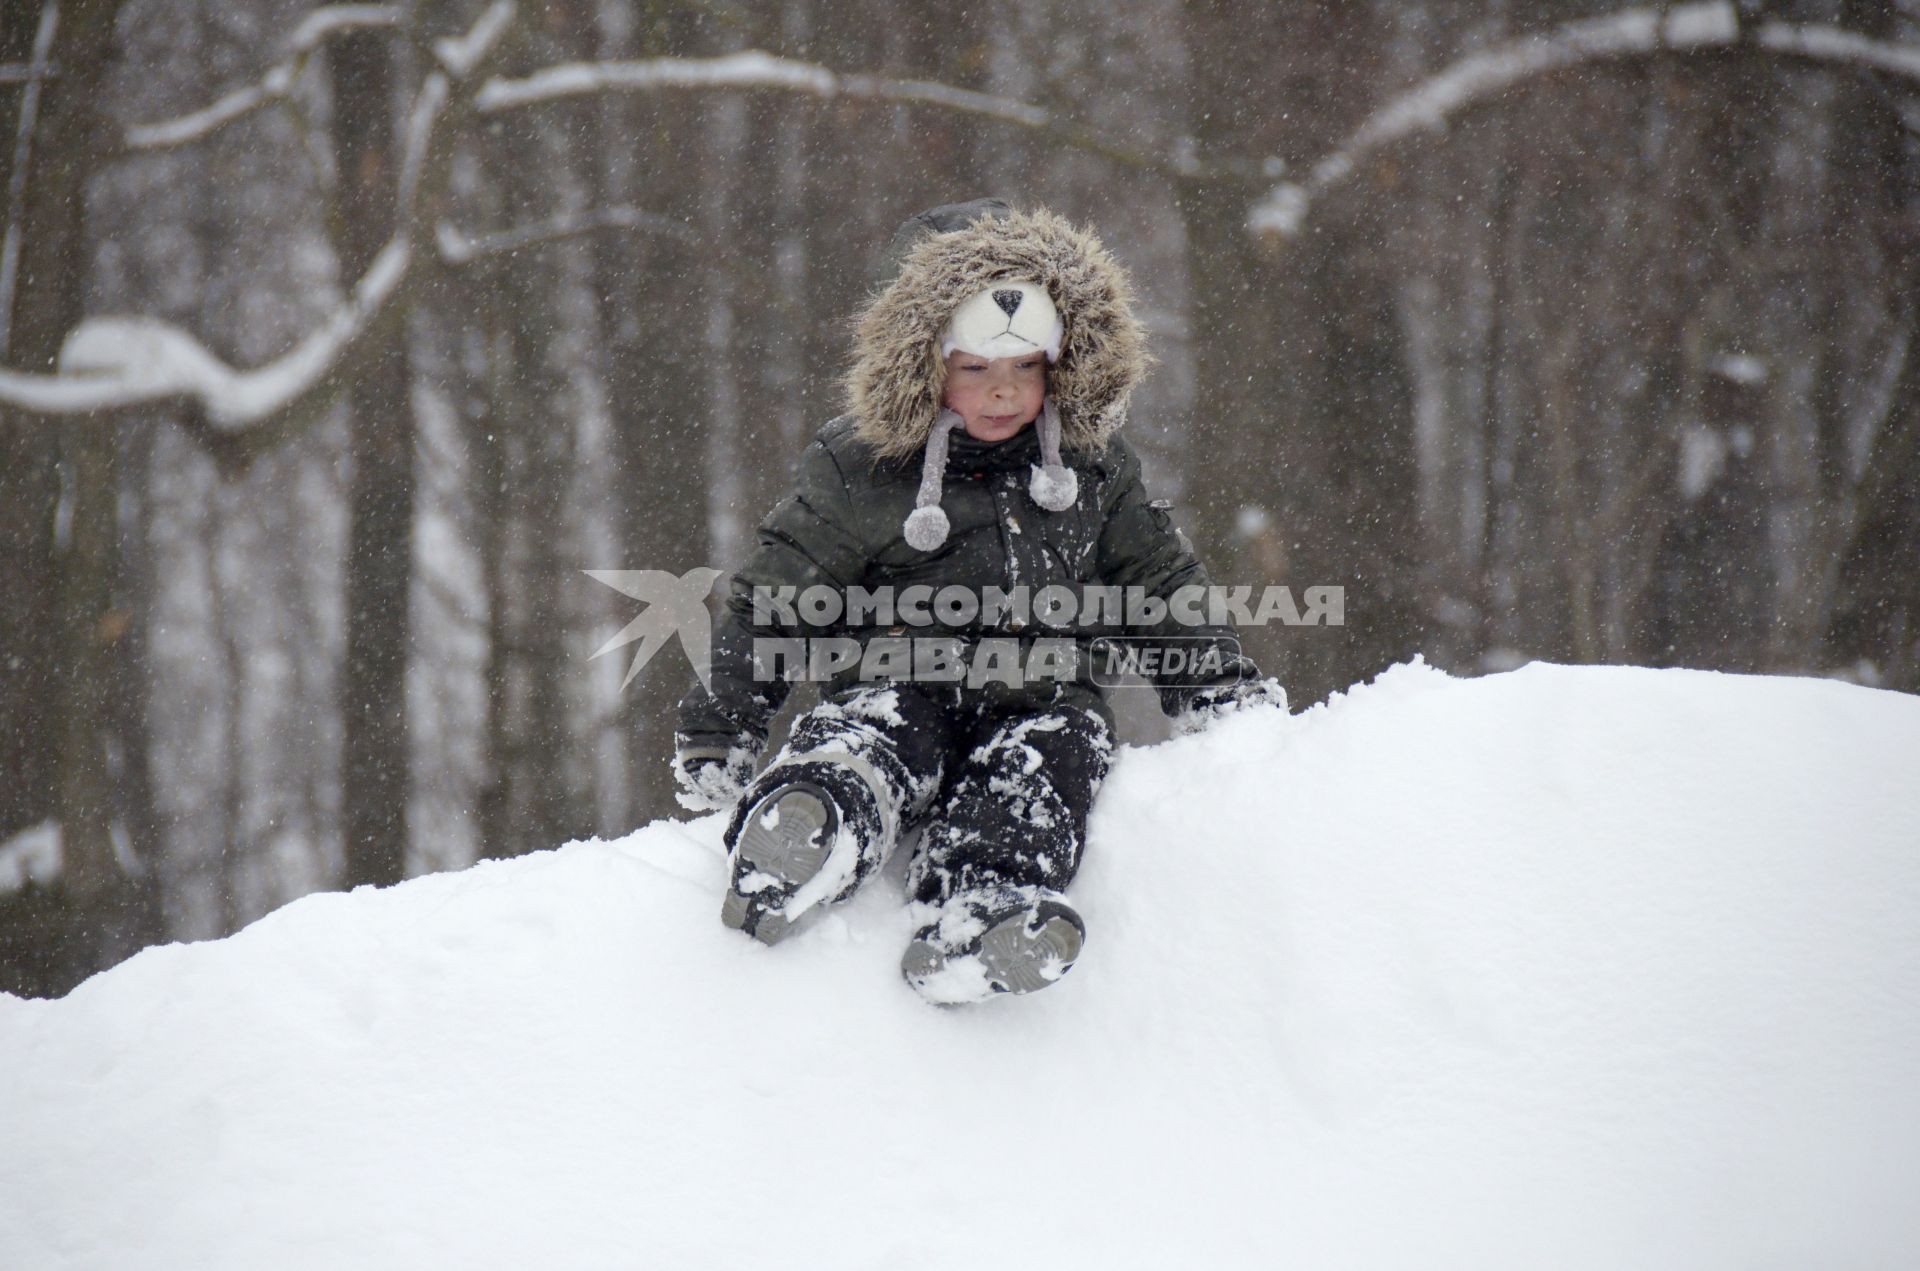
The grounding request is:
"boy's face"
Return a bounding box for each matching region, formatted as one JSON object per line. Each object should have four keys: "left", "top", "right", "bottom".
{"left": 942, "top": 351, "right": 1046, "bottom": 444}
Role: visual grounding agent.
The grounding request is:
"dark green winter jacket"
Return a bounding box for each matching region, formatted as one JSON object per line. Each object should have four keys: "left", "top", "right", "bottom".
{"left": 677, "top": 416, "right": 1256, "bottom": 751}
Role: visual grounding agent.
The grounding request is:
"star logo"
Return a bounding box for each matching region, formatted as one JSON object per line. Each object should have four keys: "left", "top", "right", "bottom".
{"left": 586, "top": 568, "right": 724, "bottom": 692}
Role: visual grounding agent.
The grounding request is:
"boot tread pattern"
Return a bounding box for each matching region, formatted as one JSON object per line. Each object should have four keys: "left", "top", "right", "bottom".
{"left": 722, "top": 788, "right": 833, "bottom": 945}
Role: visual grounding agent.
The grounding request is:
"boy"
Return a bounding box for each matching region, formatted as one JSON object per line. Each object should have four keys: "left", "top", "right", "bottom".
{"left": 675, "top": 199, "right": 1284, "bottom": 1004}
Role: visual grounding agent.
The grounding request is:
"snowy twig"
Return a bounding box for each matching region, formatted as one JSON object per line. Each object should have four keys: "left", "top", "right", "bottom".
{"left": 430, "top": 0, "right": 517, "bottom": 80}
{"left": 121, "top": 5, "right": 403, "bottom": 153}
{"left": 1250, "top": 0, "right": 1920, "bottom": 241}
{"left": 441, "top": 205, "right": 806, "bottom": 321}
{"left": 436, "top": 205, "right": 695, "bottom": 265}
{"left": 0, "top": 63, "right": 55, "bottom": 86}
{"left": 0, "top": 239, "right": 411, "bottom": 424}
{"left": 475, "top": 50, "right": 1050, "bottom": 129}
{"left": 0, "top": 2, "right": 516, "bottom": 444}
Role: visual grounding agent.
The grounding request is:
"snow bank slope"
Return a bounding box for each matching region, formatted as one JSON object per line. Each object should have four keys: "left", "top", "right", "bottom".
{"left": 4, "top": 661, "right": 1918, "bottom": 1271}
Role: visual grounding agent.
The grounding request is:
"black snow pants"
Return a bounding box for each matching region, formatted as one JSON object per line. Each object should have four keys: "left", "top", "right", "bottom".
{"left": 722, "top": 683, "right": 1114, "bottom": 909}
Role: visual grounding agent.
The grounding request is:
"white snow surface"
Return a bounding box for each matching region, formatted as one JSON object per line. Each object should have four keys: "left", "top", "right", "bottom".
{"left": 4, "top": 659, "right": 1918, "bottom": 1270}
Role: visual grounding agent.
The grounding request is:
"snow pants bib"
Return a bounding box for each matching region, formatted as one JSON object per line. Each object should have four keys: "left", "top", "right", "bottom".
{"left": 723, "top": 683, "right": 1114, "bottom": 909}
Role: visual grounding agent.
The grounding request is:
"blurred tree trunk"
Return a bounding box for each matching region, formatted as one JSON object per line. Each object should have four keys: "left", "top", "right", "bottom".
{"left": 0, "top": 1, "right": 63, "bottom": 858}
{"left": 1297, "top": 235, "right": 1423, "bottom": 695}
{"left": 1642, "top": 360, "right": 1772, "bottom": 670}
{"left": 0, "top": 0, "right": 157, "bottom": 997}
{"left": 477, "top": 298, "right": 580, "bottom": 858}
{"left": 332, "top": 26, "right": 415, "bottom": 888}
{"left": 45, "top": 0, "right": 125, "bottom": 933}
{"left": 1176, "top": 1, "right": 1297, "bottom": 692}
{"left": 453, "top": 238, "right": 514, "bottom": 860}
{"left": 478, "top": 89, "right": 588, "bottom": 859}
{"left": 591, "top": 2, "right": 722, "bottom": 831}
{"left": 1177, "top": 0, "right": 1413, "bottom": 706}
{"left": 1821, "top": 0, "right": 1920, "bottom": 691}
{"left": 1823, "top": 320, "right": 1920, "bottom": 691}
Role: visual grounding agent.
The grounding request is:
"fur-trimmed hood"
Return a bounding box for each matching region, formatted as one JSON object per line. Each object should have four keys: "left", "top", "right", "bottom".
{"left": 843, "top": 205, "right": 1153, "bottom": 461}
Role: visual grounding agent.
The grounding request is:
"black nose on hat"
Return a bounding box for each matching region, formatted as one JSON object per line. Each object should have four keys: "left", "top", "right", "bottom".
{"left": 992, "top": 289, "right": 1023, "bottom": 317}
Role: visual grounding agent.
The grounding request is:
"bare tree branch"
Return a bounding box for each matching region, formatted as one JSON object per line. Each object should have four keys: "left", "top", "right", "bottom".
{"left": 120, "top": 4, "right": 402, "bottom": 153}
{"left": 0, "top": 63, "right": 56, "bottom": 86}
{"left": 1252, "top": 0, "right": 1920, "bottom": 240}
{"left": 473, "top": 49, "right": 1050, "bottom": 128}
{"left": 435, "top": 205, "right": 694, "bottom": 265}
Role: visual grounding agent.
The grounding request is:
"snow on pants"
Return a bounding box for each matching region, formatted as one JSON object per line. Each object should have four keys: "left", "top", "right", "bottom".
{"left": 723, "top": 683, "right": 1114, "bottom": 907}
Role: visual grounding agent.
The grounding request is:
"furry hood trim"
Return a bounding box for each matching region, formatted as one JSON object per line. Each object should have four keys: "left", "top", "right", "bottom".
{"left": 843, "top": 206, "right": 1153, "bottom": 461}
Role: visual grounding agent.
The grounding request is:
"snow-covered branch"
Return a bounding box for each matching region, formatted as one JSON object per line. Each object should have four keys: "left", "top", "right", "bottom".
{"left": 476, "top": 49, "right": 1231, "bottom": 179}
{"left": 122, "top": 5, "right": 402, "bottom": 153}
{"left": 430, "top": 0, "right": 517, "bottom": 80}
{"left": 436, "top": 205, "right": 693, "bottom": 266}
{"left": 0, "top": 240, "right": 409, "bottom": 424}
{"left": 474, "top": 49, "right": 1052, "bottom": 132}
{"left": 1251, "top": 1, "right": 1920, "bottom": 240}
{"left": 0, "top": 818, "right": 60, "bottom": 895}
{"left": 0, "top": 2, "right": 514, "bottom": 438}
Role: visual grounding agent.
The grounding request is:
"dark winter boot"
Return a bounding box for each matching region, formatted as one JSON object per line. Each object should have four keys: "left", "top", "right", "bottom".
{"left": 722, "top": 744, "right": 906, "bottom": 945}
{"left": 901, "top": 887, "right": 1086, "bottom": 1004}
{"left": 721, "top": 781, "right": 839, "bottom": 945}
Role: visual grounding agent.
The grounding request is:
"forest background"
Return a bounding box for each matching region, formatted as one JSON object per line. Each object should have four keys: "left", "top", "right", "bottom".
{"left": 3, "top": 0, "right": 1916, "bottom": 995}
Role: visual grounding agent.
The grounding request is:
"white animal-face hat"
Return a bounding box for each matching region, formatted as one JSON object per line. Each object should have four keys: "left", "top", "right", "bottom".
{"left": 939, "top": 281, "right": 1063, "bottom": 362}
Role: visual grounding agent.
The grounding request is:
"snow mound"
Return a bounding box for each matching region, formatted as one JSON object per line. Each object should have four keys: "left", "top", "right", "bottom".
{"left": 4, "top": 660, "right": 1919, "bottom": 1270}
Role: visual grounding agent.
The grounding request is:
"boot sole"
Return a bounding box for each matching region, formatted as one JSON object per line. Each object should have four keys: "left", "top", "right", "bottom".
{"left": 979, "top": 913, "right": 1082, "bottom": 994}
{"left": 723, "top": 787, "right": 833, "bottom": 945}
{"left": 902, "top": 906, "right": 1084, "bottom": 1001}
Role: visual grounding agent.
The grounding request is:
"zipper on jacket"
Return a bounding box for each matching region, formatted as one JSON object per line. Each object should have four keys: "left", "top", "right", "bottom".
{"left": 990, "top": 475, "right": 1026, "bottom": 631}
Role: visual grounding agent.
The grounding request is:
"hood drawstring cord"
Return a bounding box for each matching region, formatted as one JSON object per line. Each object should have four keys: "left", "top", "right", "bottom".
{"left": 903, "top": 400, "right": 1080, "bottom": 553}
{"left": 1029, "top": 398, "right": 1079, "bottom": 513}
{"left": 903, "top": 409, "right": 966, "bottom": 551}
